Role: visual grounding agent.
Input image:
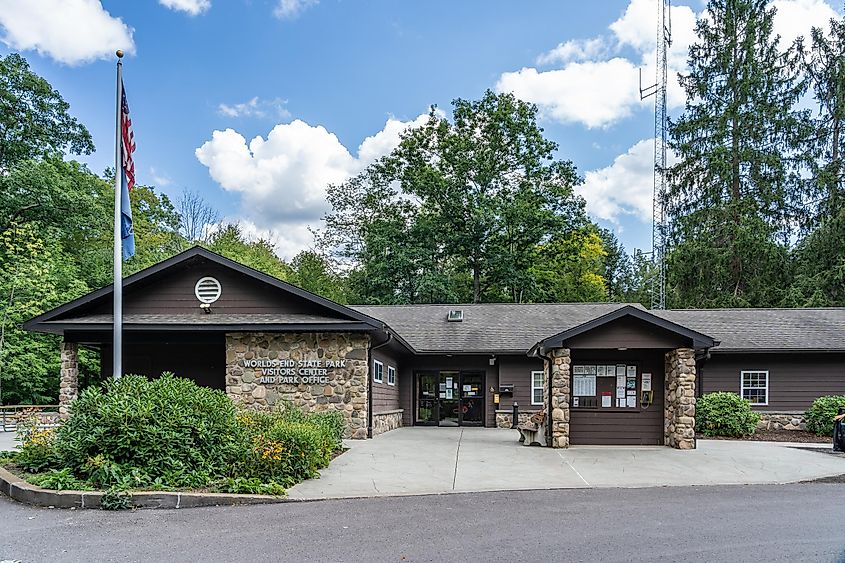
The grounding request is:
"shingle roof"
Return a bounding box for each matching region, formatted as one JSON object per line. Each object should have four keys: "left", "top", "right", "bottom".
{"left": 351, "top": 303, "right": 642, "bottom": 353}
{"left": 351, "top": 303, "right": 845, "bottom": 354}
{"left": 652, "top": 308, "right": 845, "bottom": 352}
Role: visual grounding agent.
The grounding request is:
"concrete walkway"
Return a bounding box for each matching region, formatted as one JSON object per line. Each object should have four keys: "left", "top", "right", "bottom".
{"left": 287, "top": 427, "right": 845, "bottom": 500}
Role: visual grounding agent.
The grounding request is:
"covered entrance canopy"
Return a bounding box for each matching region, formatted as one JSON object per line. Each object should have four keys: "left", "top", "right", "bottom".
{"left": 531, "top": 306, "right": 716, "bottom": 448}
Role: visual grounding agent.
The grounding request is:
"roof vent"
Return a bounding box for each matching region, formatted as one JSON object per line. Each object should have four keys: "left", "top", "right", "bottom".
{"left": 447, "top": 309, "right": 463, "bottom": 322}
{"left": 194, "top": 277, "right": 222, "bottom": 304}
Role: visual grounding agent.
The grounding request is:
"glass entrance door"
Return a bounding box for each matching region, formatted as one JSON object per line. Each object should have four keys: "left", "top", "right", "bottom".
{"left": 459, "top": 371, "right": 484, "bottom": 426}
{"left": 415, "top": 371, "right": 486, "bottom": 427}
{"left": 416, "top": 372, "right": 438, "bottom": 425}
{"left": 438, "top": 371, "right": 460, "bottom": 426}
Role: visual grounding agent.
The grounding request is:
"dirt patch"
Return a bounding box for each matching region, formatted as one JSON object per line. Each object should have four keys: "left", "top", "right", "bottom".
{"left": 705, "top": 429, "right": 830, "bottom": 443}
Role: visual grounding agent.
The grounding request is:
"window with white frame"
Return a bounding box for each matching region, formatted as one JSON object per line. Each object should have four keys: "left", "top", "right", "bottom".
{"left": 741, "top": 370, "right": 768, "bottom": 405}
{"left": 387, "top": 365, "right": 396, "bottom": 386}
{"left": 373, "top": 360, "right": 384, "bottom": 383}
{"left": 531, "top": 371, "right": 545, "bottom": 405}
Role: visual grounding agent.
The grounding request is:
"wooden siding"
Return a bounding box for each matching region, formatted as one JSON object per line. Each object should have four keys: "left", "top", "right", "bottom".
{"left": 701, "top": 353, "right": 845, "bottom": 412}
{"left": 569, "top": 349, "right": 665, "bottom": 445}
{"left": 564, "top": 316, "right": 691, "bottom": 350}
{"left": 372, "top": 349, "right": 401, "bottom": 413}
{"left": 80, "top": 260, "right": 347, "bottom": 318}
{"left": 497, "top": 356, "right": 546, "bottom": 410}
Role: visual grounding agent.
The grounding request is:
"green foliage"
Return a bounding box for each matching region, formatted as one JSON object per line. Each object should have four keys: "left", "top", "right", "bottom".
{"left": 215, "top": 477, "right": 286, "bottom": 496}
{"left": 805, "top": 395, "right": 845, "bottom": 436}
{"left": 695, "top": 392, "right": 761, "bottom": 437}
{"left": 54, "top": 374, "right": 242, "bottom": 488}
{"left": 4, "top": 376, "right": 344, "bottom": 495}
{"left": 668, "top": 0, "right": 813, "bottom": 308}
{"left": 100, "top": 487, "right": 133, "bottom": 511}
{"left": 0, "top": 53, "right": 94, "bottom": 171}
{"left": 15, "top": 425, "right": 58, "bottom": 473}
{"left": 206, "top": 223, "right": 293, "bottom": 281}
{"left": 235, "top": 405, "right": 342, "bottom": 487}
{"left": 27, "top": 468, "right": 92, "bottom": 491}
{"left": 321, "top": 90, "right": 601, "bottom": 305}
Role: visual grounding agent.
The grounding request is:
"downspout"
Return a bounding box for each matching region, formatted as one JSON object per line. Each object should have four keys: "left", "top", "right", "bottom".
{"left": 694, "top": 347, "right": 712, "bottom": 399}
{"left": 367, "top": 327, "right": 393, "bottom": 439}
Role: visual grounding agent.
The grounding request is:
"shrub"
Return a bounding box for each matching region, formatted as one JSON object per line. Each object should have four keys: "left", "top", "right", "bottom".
{"left": 27, "top": 468, "right": 92, "bottom": 491}
{"left": 53, "top": 373, "right": 242, "bottom": 488}
{"left": 101, "top": 488, "right": 132, "bottom": 510}
{"left": 805, "top": 395, "right": 845, "bottom": 436}
{"left": 3, "top": 375, "right": 347, "bottom": 494}
{"left": 215, "top": 477, "right": 286, "bottom": 496}
{"left": 16, "top": 426, "right": 58, "bottom": 473}
{"left": 308, "top": 410, "right": 345, "bottom": 451}
{"left": 695, "top": 392, "right": 760, "bottom": 437}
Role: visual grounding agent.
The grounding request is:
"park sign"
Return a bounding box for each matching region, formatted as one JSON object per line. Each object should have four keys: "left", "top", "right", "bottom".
{"left": 243, "top": 358, "right": 347, "bottom": 385}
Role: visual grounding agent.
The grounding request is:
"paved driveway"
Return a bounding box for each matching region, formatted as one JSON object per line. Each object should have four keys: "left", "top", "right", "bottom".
{"left": 287, "top": 427, "right": 845, "bottom": 500}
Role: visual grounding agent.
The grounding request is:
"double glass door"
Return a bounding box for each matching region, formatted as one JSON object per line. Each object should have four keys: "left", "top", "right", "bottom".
{"left": 416, "top": 371, "right": 485, "bottom": 427}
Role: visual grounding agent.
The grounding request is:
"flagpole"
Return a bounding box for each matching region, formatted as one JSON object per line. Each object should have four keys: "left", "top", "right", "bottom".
{"left": 113, "top": 49, "right": 124, "bottom": 380}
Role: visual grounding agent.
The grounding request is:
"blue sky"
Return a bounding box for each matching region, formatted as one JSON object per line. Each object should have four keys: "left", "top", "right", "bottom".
{"left": 0, "top": 0, "right": 840, "bottom": 258}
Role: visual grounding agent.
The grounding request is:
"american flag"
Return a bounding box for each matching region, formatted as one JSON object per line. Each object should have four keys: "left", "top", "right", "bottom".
{"left": 119, "top": 79, "right": 136, "bottom": 259}
{"left": 120, "top": 82, "right": 136, "bottom": 191}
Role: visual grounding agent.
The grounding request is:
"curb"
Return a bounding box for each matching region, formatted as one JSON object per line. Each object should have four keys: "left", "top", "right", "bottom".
{"left": 0, "top": 467, "right": 288, "bottom": 509}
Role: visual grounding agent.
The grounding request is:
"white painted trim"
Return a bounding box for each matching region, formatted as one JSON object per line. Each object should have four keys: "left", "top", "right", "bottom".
{"left": 373, "top": 359, "right": 384, "bottom": 383}
{"left": 740, "top": 370, "right": 769, "bottom": 406}
{"left": 387, "top": 365, "right": 396, "bottom": 386}
{"left": 531, "top": 370, "right": 544, "bottom": 405}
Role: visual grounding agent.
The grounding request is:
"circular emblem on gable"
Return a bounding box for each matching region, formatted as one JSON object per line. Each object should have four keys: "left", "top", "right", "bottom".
{"left": 195, "top": 277, "right": 222, "bottom": 304}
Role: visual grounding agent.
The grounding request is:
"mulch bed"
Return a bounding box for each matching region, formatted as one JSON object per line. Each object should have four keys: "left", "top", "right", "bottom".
{"left": 705, "top": 429, "right": 830, "bottom": 443}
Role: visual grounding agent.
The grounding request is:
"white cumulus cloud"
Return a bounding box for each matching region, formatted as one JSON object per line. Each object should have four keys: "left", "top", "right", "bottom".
{"left": 0, "top": 0, "right": 134, "bottom": 65}
{"left": 496, "top": 0, "right": 840, "bottom": 131}
{"left": 159, "top": 0, "right": 211, "bottom": 16}
{"left": 578, "top": 138, "right": 670, "bottom": 225}
{"left": 274, "top": 0, "right": 318, "bottom": 20}
{"left": 195, "top": 113, "right": 429, "bottom": 258}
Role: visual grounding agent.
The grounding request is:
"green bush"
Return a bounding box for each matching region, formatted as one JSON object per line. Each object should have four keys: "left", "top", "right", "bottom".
{"left": 695, "top": 392, "right": 760, "bottom": 437}
{"left": 15, "top": 427, "right": 58, "bottom": 472}
{"left": 4, "top": 375, "right": 346, "bottom": 494}
{"left": 27, "top": 468, "right": 93, "bottom": 491}
{"left": 215, "top": 477, "right": 286, "bottom": 496}
{"left": 54, "top": 373, "right": 242, "bottom": 488}
{"left": 805, "top": 395, "right": 845, "bottom": 436}
{"left": 101, "top": 487, "right": 132, "bottom": 510}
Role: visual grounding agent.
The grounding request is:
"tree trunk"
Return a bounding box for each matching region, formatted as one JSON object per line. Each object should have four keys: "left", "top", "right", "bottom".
{"left": 472, "top": 264, "right": 481, "bottom": 304}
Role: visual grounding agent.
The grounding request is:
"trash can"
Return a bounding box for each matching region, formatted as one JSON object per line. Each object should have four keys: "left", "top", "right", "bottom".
{"left": 834, "top": 407, "right": 845, "bottom": 453}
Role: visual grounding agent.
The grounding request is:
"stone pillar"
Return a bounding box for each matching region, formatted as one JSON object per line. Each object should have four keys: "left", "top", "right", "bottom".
{"left": 58, "top": 341, "right": 79, "bottom": 418}
{"left": 549, "top": 347, "right": 571, "bottom": 448}
{"left": 664, "top": 348, "right": 696, "bottom": 449}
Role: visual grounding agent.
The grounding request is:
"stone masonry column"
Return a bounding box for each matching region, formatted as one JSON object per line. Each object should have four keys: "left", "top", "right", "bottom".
{"left": 58, "top": 341, "right": 79, "bottom": 418}
{"left": 664, "top": 348, "right": 696, "bottom": 449}
{"left": 549, "top": 347, "right": 571, "bottom": 448}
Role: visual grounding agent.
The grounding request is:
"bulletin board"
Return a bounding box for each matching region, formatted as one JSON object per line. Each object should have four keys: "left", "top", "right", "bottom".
{"left": 571, "top": 363, "right": 640, "bottom": 411}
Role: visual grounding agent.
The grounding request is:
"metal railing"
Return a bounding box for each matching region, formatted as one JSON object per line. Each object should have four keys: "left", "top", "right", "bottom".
{"left": 0, "top": 405, "right": 61, "bottom": 432}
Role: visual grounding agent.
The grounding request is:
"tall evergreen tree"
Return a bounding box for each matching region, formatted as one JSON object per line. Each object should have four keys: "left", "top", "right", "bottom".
{"left": 667, "top": 0, "right": 813, "bottom": 308}
{"left": 789, "top": 13, "right": 845, "bottom": 306}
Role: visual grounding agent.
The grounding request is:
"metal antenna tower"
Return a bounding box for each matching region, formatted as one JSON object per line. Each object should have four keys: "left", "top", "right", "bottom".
{"left": 639, "top": 0, "right": 671, "bottom": 310}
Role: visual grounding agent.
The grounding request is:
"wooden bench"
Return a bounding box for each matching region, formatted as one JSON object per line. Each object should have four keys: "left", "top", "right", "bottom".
{"left": 517, "top": 410, "right": 547, "bottom": 447}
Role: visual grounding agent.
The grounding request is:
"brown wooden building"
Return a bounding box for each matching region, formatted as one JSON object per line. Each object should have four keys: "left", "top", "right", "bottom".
{"left": 25, "top": 247, "right": 845, "bottom": 447}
